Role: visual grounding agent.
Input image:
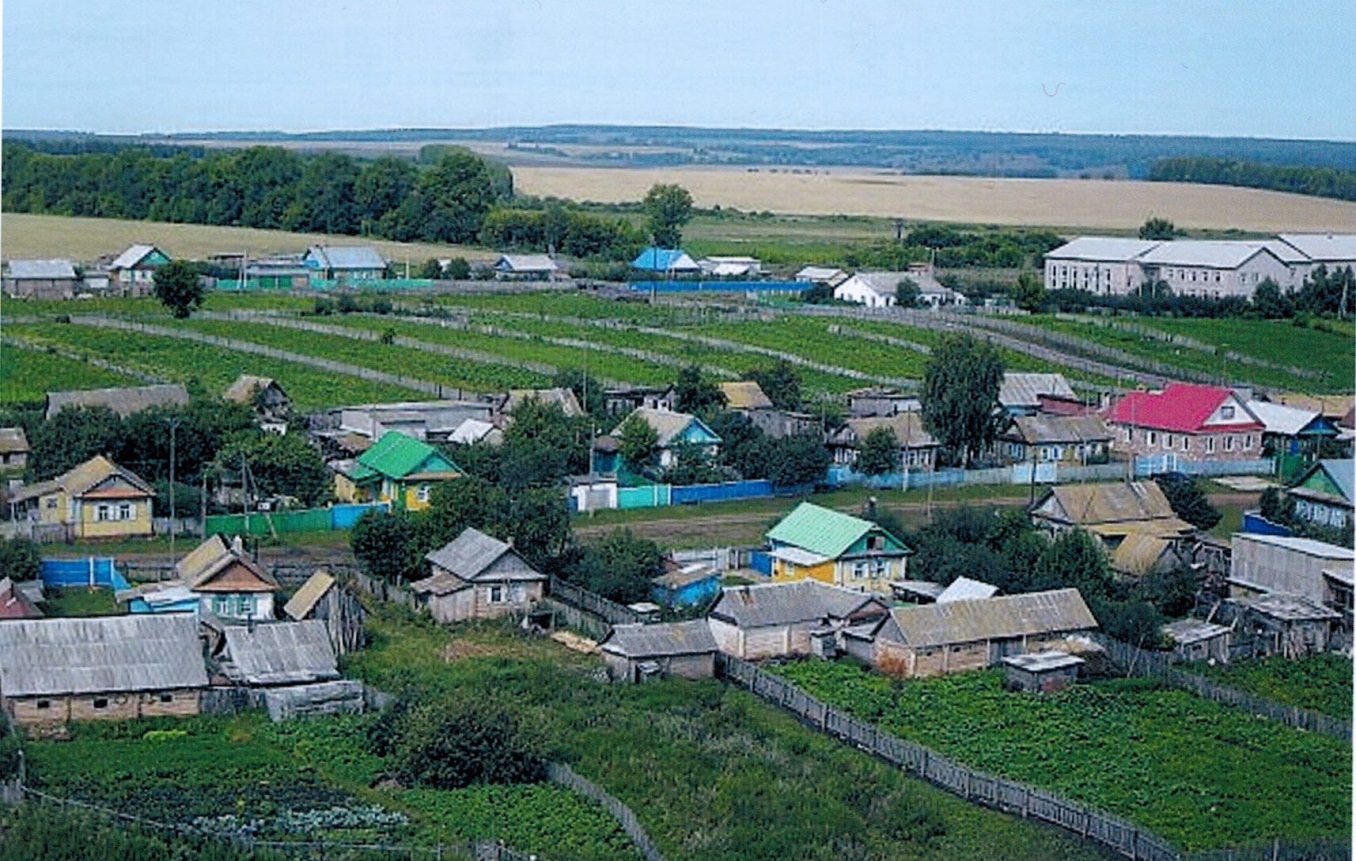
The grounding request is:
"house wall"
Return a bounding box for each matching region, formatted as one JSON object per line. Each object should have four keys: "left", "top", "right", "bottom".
{"left": 3, "top": 277, "right": 78, "bottom": 300}
{"left": 1108, "top": 423, "right": 1260, "bottom": 462}
{"left": 427, "top": 581, "right": 543, "bottom": 623}
{"left": 834, "top": 278, "right": 895, "bottom": 308}
{"left": 1004, "top": 665, "right": 1079, "bottom": 693}
{"left": 771, "top": 557, "right": 836, "bottom": 586}
{"left": 199, "top": 592, "right": 275, "bottom": 622}
{"left": 1171, "top": 635, "right": 1230, "bottom": 664}
{"left": 1292, "top": 495, "right": 1351, "bottom": 529}
{"left": 1230, "top": 537, "right": 1348, "bottom": 604}
{"left": 333, "top": 472, "right": 359, "bottom": 504}
{"left": 665, "top": 652, "right": 716, "bottom": 680}
{"left": 1147, "top": 252, "right": 1294, "bottom": 298}
{"left": 834, "top": 556, "right": 905, "bottom": 593}
{"left": 1044, "top": 258, "right": 1143, "bottom": 294}
{"left": 874, "top": 633, "right": 1080, "bottom": 678}
{"left": 75, "top": 495, "right": 154, "bottom": 538}
{"left": 708, "top": 617, "right": 743, "bottom": 656}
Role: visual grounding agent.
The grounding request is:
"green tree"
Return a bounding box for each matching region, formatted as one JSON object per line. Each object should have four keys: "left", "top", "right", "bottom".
{"left": 674, "top": 365, "right": 726, "bottom": 416}
{"left": 567, "top": 528, "right": 665, "bottom": 604}
{"left": 618, "top": 414, "right": 659, "bottom": 474}
{"left": 857, "top": 426, "right": 900, "bottom": 476}
{"left": 1033, "top": 528, "right": 1113, "bottom": 600}
{"left": 1138, "top": 217, "right": 1179, "bottom": 240}
{"left": 498, "top": 398, "right": 589, "bottom": 489}
{"left": 766, "top": 433, "right": 832, "bottom": 488}
{"left": 1010, "top": 271, "right": 1047, "bottom": 313}
{"left": 152, "top": 259, "right": 206, "bottom": 319}
{"left": 0, "top": 537, "right": 41, "bottom": 582}
{"left": 354, "top": 155, "right": 417, "bottom": 229}
{"left": 642, "top": 183, "right": 694, "bottom": 248}
{"left": 663, "top": 441, "right": 725, "bottom": 486}
{"left": 350, "top": 508, "right": 419, "bottom": 583}
{"left": 708, "top": 410, "right": 771, "bottom": 479}
{"left": 29, "top": 404, "right": 122, "bottom": 480}
{"left": 895, "top": 277, "right": 921, "bottom": 309}
{"left": 920, "top": 332, "right": 1005, "bottom": 467}
{"left": 414, "top": 150, "right": 498, "bottom": 243}
{"left": 387, "top": 697, "right": 546, "bottom": 790}
{"left": 1154, "top": 474, "right": 1221, "bottom": 530}
{"left": 1250, "top": 278, "right": 1294, "bottom": 319}
{"left": 214, "top": 432, "right": 332, "bottom": 507}
{"left": 414, "top": 258, "right": 443, "bottom": 279}
{"left": 744, "top": 360, "right": 803, "bottom": 411}
{"left": 443, "top": 256, "right": 472, "bottom": 280}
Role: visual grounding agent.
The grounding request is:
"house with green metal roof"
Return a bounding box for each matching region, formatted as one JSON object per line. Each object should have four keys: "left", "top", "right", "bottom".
{"left": 1288, "top": 458, "right": 1354, "bottom": 531}
{"left": 337, "top": 431, "right": 460, "bottom": 511}
{"left": 765, "top": 502, "right": 910, "bottom": 594}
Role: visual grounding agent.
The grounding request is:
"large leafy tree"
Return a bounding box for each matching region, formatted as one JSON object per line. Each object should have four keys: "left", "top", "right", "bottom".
{"left": 920, "top": 332, "right": 1005, "bottom": 467}
{"left": 617, "top": 415, "right": 659, "bottom": 474}
{"left": 674, "top": 365, "right": 726, "bottom": 416}
{"left": 1010, "top": 271, "right": 1047, "bottom": 313}
{"left": 567, "top": 528, "right": 665, "bottom": 604}
{"left": 214, "top": 431, "right": 332, "bottom": 507}
{"left": 1138, "top": 217, "right": 1179, "bottom": 240}
{"left": 351, "top": 509, "right": 420, "bottom": 583}
{"left": 0, "top": 537, "right": 41, "bottom": 582}
{"left": 29, "top": 405, "right": 122, "bottom": 480}
{"left": 744, "top": 360, "right": 802, "bottom": 411}
{"left": 1154, "top": 473, "right": 1222, "bottom": 530}
{"left": 498, "top": 398, "right": 589, "bottom": 489}
{"left": 766, "top": 433, "right": 832, "bottom": 488}
{"left": 642, "top": 183, "right": 694, "bottom": 248}
{"left": 413, "top": 150, "right": 498, "bottom": 243}
{"left": 152, "top": 259, "right": 207, "bottom": 319}
{"left": 857, "top": 426, "right": 900, "bottom": 476}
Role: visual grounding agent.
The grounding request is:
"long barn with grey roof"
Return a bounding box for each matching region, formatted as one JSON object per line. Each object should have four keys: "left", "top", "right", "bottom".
{"left": 0, "top": 615, "right": 208, "bottom": 725}
{"left": 708, "top": 580, "right": 889, "bottom": 660}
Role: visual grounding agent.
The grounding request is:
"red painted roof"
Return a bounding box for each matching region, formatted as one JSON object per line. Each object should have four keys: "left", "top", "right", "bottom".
{"left": 1107, "top": 383, "right": 1263, "bottom": 433}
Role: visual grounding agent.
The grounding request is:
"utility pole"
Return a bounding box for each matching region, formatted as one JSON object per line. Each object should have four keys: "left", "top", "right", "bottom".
{"left": 168, "top": 420, "right": 179, "bottom": 558}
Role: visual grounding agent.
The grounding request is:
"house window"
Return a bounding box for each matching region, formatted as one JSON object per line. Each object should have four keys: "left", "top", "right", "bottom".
{"left": 1164, "top": 434, "right": 1174, "bottom": 449}
{"left": 36, "top": 700, "right": 50, "bottom": 710}
{"left": 853, "top": 561, "right": 869, "bottom": 579}
{"left": 118, "top": 503, "right": 133, "bottom": 520}
{"left": 1147, "top": 432, "right": 1158, "bottom": 446}
{"left": 1123, "top": 427, "right": 1133, "bottom": 442}
{"left": 1206, "top": 437, "right": 1216, "bottom": 453}
{"left": 1182, "top": 437, "right": 1190, "bottom": 451}
{"left": 866, "top": 535, "right": 882, "bottom": 551}
{"left": 46, "top": 498, "right": 57, "bottom": 509}
{"left": 96, "top": 504, "right": 112, "bottom": 521}
{"left": 1244, "top": 435, "right": 1254, "bottom": 450}
{"left": 1225, "top": 436, "right": 1236, "bottom": 451}
{"left": 489, "top": 584, "right": 505, "bottom": 603}
{"left": 213, "top": 595, "right": 231, "bottom": 616}
{"left": 235, "top": 595, "right": 255, "bottom": 617}
{"left": 873, "top": 559, "right": 888, "bottom": 577}
{"left": 159, "top": 693, "right": 174, "bottom": 703}
{"left": 93, "top": 697, "right": 109, "bottom": 709}
{"left": 415, "top": 485, "right": 430, "bottom": 503}
{"left": 1220, "top": 405, "right": 1235, "bottom": 420}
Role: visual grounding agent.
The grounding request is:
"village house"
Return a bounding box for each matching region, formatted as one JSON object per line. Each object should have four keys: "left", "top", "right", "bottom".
{"left": 497, "top": 387, "right": 584, "bottom": 421}
{"left": 302, "top": 245, "right": 387, "bottom": 282}
{"left": 707, "top": 580, "right": 890, "bottom": 660}
{"left": 997, "top": 414, "right": 1113, "bottom": 465}
{"left": 1228, "top": 532, "right": 1353, "bottom": 629}
{"left": 794, "top": 266, "right": 849, "bottom": 289}
{"left": 718, "top": 380, "right": 773, "bottom": 413}
{"left": 107, "top": 243, "right": 171, "bottom": 296}
{"left": 0, "top": 427, "right": 30, "bottom": 472}
{"left": 174, "top": 534, "right": 280, "bottom": 621}
{"left": 283, "top": 569, "right": 366, "bottom": 656}
{"left": 631, "top": 247, "right": 702, "bottom": 275}
{"left": 999, "top": 373, "right": 1079, "bottom": 417}
{"left": 603, "top": 385, "right": 676, "bottom": 416}
{"left": 1245, "top": 400, "right": 1338, "bottom": 461}
{"left": 2, "top": 258, "right": 81, "bottom": 299}
{"left": 411, "top": 527, "right": 546, "bottom": 623}
{"left": 699, "top": 256, "right": 762, "bottom": 278}
{"left": 225, "top": 375, "right": 292, "bottom": 427}
{"left": 494, "top": 253, "right": 560, "bottom": 280}
{"left": 766, "top": 502, "right": 911, "bottom": 593}
{"left": 1030, "top": 482, "right": 1194, "bottom": 539}
{"left": 613, "top": 407, "right": 722, "bottom": 470}
{"left": 0, "top": 615, "right": 208, "bottom": 726}
{"left": 335, "top": 431, "right": 461, "bottom": 511}
{"left": 1286, "top": 459, "right": 1353, "bottom": 531}
{"left": 833, "top": 269, "right": 967, "bottom": 309}
{"left": 1105, "top": 383, "right": 1264, "bottom": 465}
{"left": 826, "top": 413, "right": 940, "bottom": 472}
{"left": 600, "top": 620, "right": 720, "bottom": 683}
{"left": 10, "top": 455, "right": 156, "bottom": 539}
{"left": 866, "top": 588, "right": 1097, "bottom": 678}
{"left": 45, "top": 383, "right": 190, "bottom": 421}
{"left": 717, "top": 380, "right": 818, "bottom": 439}
{"left": 323, "top": 399, "right": 498, "bottom": 448}
{"left": 845, "top": 387, "right": 920, "bottom": 418}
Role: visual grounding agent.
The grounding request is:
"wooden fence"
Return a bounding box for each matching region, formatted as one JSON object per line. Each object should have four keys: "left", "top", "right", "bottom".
{"left": 547, "top": 575, "right": 646, "bottom": 627}
{"left": 1092, "top": 633, "right": 1353, "bottom": 740}
{"left": 546, "top": 763, "right": 664, "bottom": 861}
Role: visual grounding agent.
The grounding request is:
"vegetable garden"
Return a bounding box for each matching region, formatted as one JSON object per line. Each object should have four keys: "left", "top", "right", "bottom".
{"left": 1186, "top": 653, "right": 1354, "bottom": 720}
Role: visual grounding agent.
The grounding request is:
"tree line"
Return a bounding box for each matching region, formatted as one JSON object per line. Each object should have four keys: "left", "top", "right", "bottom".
{"left": 1149, "top": 156, "right": 1356, "bottom": 202}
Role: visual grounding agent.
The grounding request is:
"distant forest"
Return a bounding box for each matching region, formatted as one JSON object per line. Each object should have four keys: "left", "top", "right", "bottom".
{"left": 10, "top": 125, "right": 1353, "bottom": 180}
{"left": 1148, "top": 156, "right": 1356, "bottom": 202}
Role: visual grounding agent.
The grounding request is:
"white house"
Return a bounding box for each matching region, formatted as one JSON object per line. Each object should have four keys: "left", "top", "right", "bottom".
{"left": 1043, "top": 238, "right": 1160, "bottom": 295}
{"left": 494, "top": 254, "right": 559, "bottom": 280}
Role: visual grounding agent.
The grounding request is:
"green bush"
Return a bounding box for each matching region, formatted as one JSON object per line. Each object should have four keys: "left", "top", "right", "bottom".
{"left": 384, "top": 697, "right": 547, "bottom": 790}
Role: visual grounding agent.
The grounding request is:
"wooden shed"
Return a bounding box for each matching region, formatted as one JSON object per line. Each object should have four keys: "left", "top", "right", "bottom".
{"left": 1001, "top": 650, "right": 1084, "bottom": 693}
{"left": 0, "top": 615, "right": 208, "bottom": 726}
{"left": 1163, "top": 618, "right": 1232, "bottom": 664}
{"left": 283, "top": 570, "right": 365, "bottom": 655}
{"left": 218, "top": 620, "right": 339, "bottom": 687}
{"left": 707, "top": 580, "right": 889, "bottom": 660}
{"left": 599, "top": 620, "right": 719, "bottom": 683}
{"left": 1226, "top": 594, "right": 1340, "bottom": 658}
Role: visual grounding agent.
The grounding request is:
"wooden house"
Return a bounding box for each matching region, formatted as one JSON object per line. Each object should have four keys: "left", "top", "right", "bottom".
{"left": 707, "top": 580, "right": 889, "bottom": 660}
{"left": 9, "top": 455, "right": 155, "bottom": 539}
{"left": 224, "top": 375, "right": 292, "bottom": 426}
{"left": 1029, "top": 482, "right": 1196, "bottom": 571}
{"left": 826, "top": 413, "right": 939, "bottom": 472}
{"left": 108, "top": 244, "right": 170, "bottom": 296}
{"left": 845, "top": 387, "right": 920, "bottom": 418}
{"left": 338, "top": 431, "right": 460, "bottom": 511}
{"left": 1246, "top": 400, "right": 1338, "bottom": 460}
{"left": 868, "top": 588, "right": 1097, "bottom": 678}
{"left": 718, "top": 381, "right": 773, "bottom": 413}
{"left": 1286, "top": 459, "right": 1353, "bottom": 531}
{"left": 997, "top": 414, "right": 1112, "bottom": 465}
{"left": 999, "top": 373, "right": 1078, "bottom": 417}
{"left": 302, "top": 245, "right": 386, "bottom": 282}
{"left": 0, "top": 615, "right": 208, "bottom": 726}
{"left": 3, "top": 258, "right": 80, "bottom": 299}
{"left": 494, "top": 254, "right": 560, "bottom": 280}
{"left": 174, "top": 534, "right": 280, "bottom": 621}
{"left": 603, "top": 385, "right": 676, "bottom": 416}
{"left": 410, "top": 528, "right": 546, "bottom": 623}
{"left": 1002, "top": 650, "right": 1084, "bottom": 693}
{"left": 600, "top": 620, "right": 719, "bottom": 683}
{"left": 0, "top": 427, "right": 30, "bottom": 472}
{"left": 766, "top": 502, "right": 910, "bottom": 593}
{"left": 283, "top": 570, "right": 365, "bottom": 656}
{"left": 613, "top": 407, "right": 721, "bottom": 470}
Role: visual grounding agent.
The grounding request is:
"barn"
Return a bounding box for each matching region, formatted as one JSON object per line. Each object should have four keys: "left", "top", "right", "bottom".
{"left": 599, "top": 620, "right": 719, "bottom": 683}
{"left": 283, "top": 570, "right": 366, "bottom": 655}
{"left": 707, "top": 580, "right": 889, "bottom": 660}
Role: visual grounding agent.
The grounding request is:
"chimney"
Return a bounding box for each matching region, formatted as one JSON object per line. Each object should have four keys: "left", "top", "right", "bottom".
{"left": 231, "top": 535, "right": 245, "bottom": 555}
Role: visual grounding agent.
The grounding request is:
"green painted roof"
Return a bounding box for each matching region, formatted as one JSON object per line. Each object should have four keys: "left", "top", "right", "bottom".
{"left": 350, "top": 432, "right": 458, "bottom": 482}
{"left": 767, "top": 502, "right": 876, "bottom": 558}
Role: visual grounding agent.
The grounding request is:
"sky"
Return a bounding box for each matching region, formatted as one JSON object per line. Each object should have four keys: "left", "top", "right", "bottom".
{"left": 4, "top": 0, "right": 1354, "bottom": 140}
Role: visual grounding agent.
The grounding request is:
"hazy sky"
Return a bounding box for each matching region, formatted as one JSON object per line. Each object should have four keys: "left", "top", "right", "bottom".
{"left": 5, "top": 0, "right": 1353, "bottom": 140}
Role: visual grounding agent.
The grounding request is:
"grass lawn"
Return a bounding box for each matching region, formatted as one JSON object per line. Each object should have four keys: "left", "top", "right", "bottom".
{"left": 1187, "top": 653, "right": 1354, "bottom": 720}
{"left": 40, "top": 587, "right": 122, "bottom": 617}
{"left": 773, "top": 660, "right": 1351, "bottom": 852}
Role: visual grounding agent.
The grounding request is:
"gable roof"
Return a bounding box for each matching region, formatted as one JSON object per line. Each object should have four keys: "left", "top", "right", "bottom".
{"left": 7, "top": 259, "right": 78, "bottom": 280}
{"left": 839, "top": 413, "right": 938, "bottom": 449}
{"left": 177, "top": 534, "right": 279, "bottom": 592}
{"left": 719, "top": 381, "right": 773, "bottom": 411}
{"left": 1110, "top": 532, "right": 1176, "bottom": 576}
{"left": 936, "top": 577, "right": 999, "bottom": 603}
{"left": 766, "top": 502, "right": 902, "bottom": 559}
{"left": 423, "top": 527, "right": 542, "bottom": 582}
{"left": 882, "top": 588, "right": 1096, "bottom": 648}
{"left": 1106, "top": 383, "right": 1261, "bottom": 433}
{"left": 0, "top": 427, "right": 30, "bottom": 455}
{"left": 282, "top": 570, "right": 336, "bottom": 620}
{"left": 1246, "top": 400, "right": 1328, "bottom": 437}
{"left": 0, "top": 615, "right": 207, "bottom": 697}
{"left": 304, "top": 245, "right": 386, "bottom": 271}
{"left": 349, "top": 431, "right": 459, "bottom": 482}
{"left": 1137, "top": 240, "right": 1281, "bottom": 269}
{"left": 495, "top": 254, "right": 558, "bottom": 273}
{"left": 1292, "top": 458, "right": 1354, "bottom": 504}
{"left": 1034, "top": 482, "right": 1179, "bottom": 527}
{"left": 220, "top": 621, "right": 338, "bottom": 686}
{"left": 1000, "top": 373, "right": 1077, "bottom": 410}
{"left": 1044, "top": 237, "right": 1162, "bottom": 262}
{"left": 615, "top": 407, "right": 719, "bottom": 448}
{"left": 1275, "top": 233, "right": 1356, "bottom": 263}
{"left": 46, "top": 383, "right": 190, "bottom": 420}
{"left": 600, "top": 619, "right": 718, "bottom": 658}
{"left": 110, "top": 243, "right": 168, "bottom": 270}
{"left": 795, "top": 266, "right": 848, "bottom": 284}
{"left": 502, "top": 388, "right": 583, "bottom": 418}
{"left": 1003, "top": 414, "right": 1112, "bottom": 445}
{"left": 16, "top": 455, "right": 155, "bottom": 503}
{"left": 709, "top": 579, "right": 886, "bottom": 628}
{"left": 631, "top": 247, "right": 700, "bottom": 272}
{"left": 224, "top": 374, "right": 287, "bottom": 404}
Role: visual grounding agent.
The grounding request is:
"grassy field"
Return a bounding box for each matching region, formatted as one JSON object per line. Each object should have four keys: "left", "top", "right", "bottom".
{"left": 5, "top": 322, "right": 425, "bottom": 409}
{"left": 0, "top": 341, "right": 141, "bottom": 404}
{"left": 344, "top": 611, "right": 1111, "bottom": 861}
{"left": 39, "top": 587, "right": 123, "bottom": 617}
{"left": 773, "top": 660, "right": 1351, "bottom": 852}
{"left": 513, "top": 167, "right": 1356, "bottom": 232}
{"left": 1187, "top": 654, "right": 1354, "bottom": 719}
{"left": 0, "top": 213, "right": 492, "bottom": 264}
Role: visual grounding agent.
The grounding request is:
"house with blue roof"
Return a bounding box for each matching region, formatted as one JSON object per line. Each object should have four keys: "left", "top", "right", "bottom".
{"left": 631, "top": 247, "right": 701, "bottom": 275}
{"left": 303, "top": 245, "right": 387, "bottom": 283}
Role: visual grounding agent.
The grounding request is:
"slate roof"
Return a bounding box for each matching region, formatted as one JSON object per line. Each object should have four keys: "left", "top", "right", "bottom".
{"left": 1232, "top": 533, "right": 1353, "bottom": 561}
{"left": 1035, "top": 482, "right": 1179, "bottom": 527}
{"left": 1163, "top": 618, "right": 1231, "bottom": 646}
{"left": 449, "top": 418, "right": 500, "bottom": 444}
{"left": 632, "top": 248, "right": 701, "bottom": 272}
{"left": 1138, "top": 241, "right": 1280, "bottom": 269}
{"left": 1003, "top": 414, "right": 1112, "bottom": 445}
{"left": 110, "top": 244, "right": 167, "bottom": 270}
{"left": 882, "top": 588, "right": 1097, "bottom": 648}
{"left": 220, "top": 621, "right": 339, "bottom": 686}
{"left": 495, "top": 254, "right": 558, "bottom": 273}
{"left": 1292, "top": 459, "right": 1354, "bottom": 504}
{"left": 709, "top": 580, "right": 886, "bottom": 628}
{"left": 1240, "top": 593, "right": 1341, "bottom": 622}
{"left": 766, "top": 502, "right": 898, "bottom": 559}
{"left": 795, "top": 266, "right": 848, "bottom": 283}
{"left": 837, "top": 413, "right": 938, "bottom": 449}
{"left": 423, "top": 527, "right": 544, "bottom": 583}
{"left": 936, "top": 577, "right": 999, "bottom": 603}
{"left": 11, "top": 455, "right": 154, "bottom": 504}
{"left": 46, "top": 383, "right": 189, "bottom": 420}
{"left": 719, "top": 381, "right": 773, "bottom": 411}
{"left": 0, "top": 615, "right": 208, "bottom": 697}
{"left": 600, "top": 620, "right": 718, "bottom": 658}
{"left": 1001, "top": 650, "right": 1084, "bottom": 672}
{"left": 1044, "top": 237, "right": 1162, "bottom": 262}
{"left": 283, "top": 570, "right": 336, "bottom": 620}
{"left": 1110, "top": 533, "right": 1175, "bottom": 576}
{"left": 1000, "top": 373, "right": 1077, "bottom": 410}
{"left": 1275, "top": 233, "right": 1356, "bottom": 262}
{"left": 348, "top": 431, "right": 459, "bottom": 482}
{"left": 502, "top": 388, "right": 583, "bottom": 418}
{"left": 304, "top": 245, "right": 386, "bottom": 271}
{"left": 1106, "top": 383, "right": 1262, "bottom": 433}
{"left": 652, "top": 563, "right": 721, "bottom": 590}
{"left": 615, "top": 408, "right": 718, "bottom": 448}
{"left": 0, "top": 427, "right": 30, "bottom": 455}
{"left": 6, "top": 259, "right": 78, "bottom": 280}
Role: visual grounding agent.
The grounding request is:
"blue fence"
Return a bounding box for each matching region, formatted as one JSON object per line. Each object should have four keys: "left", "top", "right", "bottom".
{"left": 40, "top": 558, "right": 131, "bottom": 592}
{"left": 826, "top": 465, "right": 967, "bottom": 489}
{"left": 1241, "top": 511, "right": 1294, "bottom": 537}
{"left": 331, "top": 503, "right": 387, "bottom": 529}
{"left": 671, "top": 480, "right": 774, "bottom": 505}
{"left": 749, "top": 551, "right": 773, "bottom": 576}
{"left": 629, "top": 280, "right": 807, "bottom": 294}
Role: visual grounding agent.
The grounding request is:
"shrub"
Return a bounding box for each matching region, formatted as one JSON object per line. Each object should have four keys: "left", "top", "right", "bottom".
{"left": 385, "top": 697, "right": 547, "bottom": 790}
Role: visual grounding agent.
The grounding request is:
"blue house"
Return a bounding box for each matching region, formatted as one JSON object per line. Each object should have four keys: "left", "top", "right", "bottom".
{"left": 651, "top": 563, "right": 722, "bottom": 608}
{"left": 631, "top": 247, "right": 701, "bottom": 275}
{"left": 613, "top": 407, "right": 722, "bottom": 470}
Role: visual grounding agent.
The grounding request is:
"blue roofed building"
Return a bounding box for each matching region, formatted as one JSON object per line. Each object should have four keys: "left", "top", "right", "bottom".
{"left": 651, "top": 561, "right": 722, "bottom": 608}
{"left": 631, "top": 247, "right": 701, "bottom": 275}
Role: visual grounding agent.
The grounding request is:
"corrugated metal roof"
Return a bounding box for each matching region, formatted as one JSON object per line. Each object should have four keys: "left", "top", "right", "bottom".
{"left": 1275, "top": 233, "right": 1356, "bottom": 262}
{"left": 1000, "top": 373, "right": 1076, "bottom": 410}
{"left": 1137, "top": 240, "right": 1277, "bottom": 269}
{"left": 632, "top": 248, "right": 700, "bottom": 272}
{"left": 351, "top": 431, "right": 459, "bottom": 481}
{"left": 1000, "top": 650, "right": 1084, "bottom": 672}
{"left": 1038, "top": 482, "right": 1178, "bottom": 527}
{"left": 495, "top": 254, "right": 558, "bottom": 273}
{"left": 1231, "top": 533, "right": 1353, "bottom": 560}
{"left": 46, "top": 383, "right": 189, "bottom": 420}
{"left": 0, "top": 427, "right": 30, "bottom": 455}
{"left": 283, "top": 571, "right": 336, "bottom": 620}
{"left": 1003, "top": 414, "right": 1112, "bottom": 445}
{"left": 936, "top": 577, "right": 999, "bottom": 603}
{"left": 1246, "top": 400, "right": 1322, "bottom": 437}
{"left": 110, "top": 244, "right": 166, "bottom": 270}
{"left": 304, "top": 245, "right": 386, "bottom": 270}
{"left": 884, "top": 588, "right": 1097, "bottom": 648}
{"left": 767, "top": 502, "right": 873, "bottom": 559}
{"left": 1044, "top": 237, "right": 1161, "bottom": 262}
{"left": 423, "top": 527, "right": 542, "bottom": 582}
{"left": 7, "top": 259, "right": 78, "bottom": 280}
{"left": 449, "top": 419, "right": 499, "bottom": 444}
{"left": 0, "top": 615, "right": 208, "bottom": 696}
{"left": 719, "top": 381, "right": 773, "bottom": 411}
{"left": 600, "top": 619, "right": 717, "bottom": 658}
{"left": 838, "top": 413, "right": 938, "bottom": 449}
{"left": 710, "top": 580, "right": 885, "bottom": 628}
{"left": 1299, "top": 459, "right": 1354, "bottom": 503}
{"left": 221, "top": 621, "right": 338, "bottom": 686}
{"left": 613, "top": 407, "right": 718, "bottom": 448}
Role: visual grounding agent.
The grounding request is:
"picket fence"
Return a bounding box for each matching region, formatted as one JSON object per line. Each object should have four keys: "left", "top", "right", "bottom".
{"left": 547, "top": 575, "right": 646, "bottom": 627}
{"left": 546, "top": 763, "right": 664, "bottom": 861}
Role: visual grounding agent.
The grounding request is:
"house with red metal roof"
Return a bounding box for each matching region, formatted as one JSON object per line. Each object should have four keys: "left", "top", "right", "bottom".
{"left": 1105, "top": 382, "right": 1264, "bottom": 464}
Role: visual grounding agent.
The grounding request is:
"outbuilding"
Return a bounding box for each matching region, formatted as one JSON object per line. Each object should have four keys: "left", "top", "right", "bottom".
{"left": 599, "top": 620, "right": 719, "bottom": 683}
{"left": 1162, "top": 618, "right": 1232, "bottom": 664}
{"left": 707, "top": 579, "right": 889, "bottom": 660}
{"left": 1001, "top": 650, "right": 1084, "bottom": 693}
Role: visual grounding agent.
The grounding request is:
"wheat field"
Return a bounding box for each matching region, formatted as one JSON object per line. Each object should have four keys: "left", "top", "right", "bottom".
{"left": 515, "top": 167, "right": 1356, "bottom": 233}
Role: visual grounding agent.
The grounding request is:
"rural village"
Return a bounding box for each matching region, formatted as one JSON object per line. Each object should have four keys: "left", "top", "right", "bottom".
{"left": 1, "top": 6, "right": 1355, "bottom": 861}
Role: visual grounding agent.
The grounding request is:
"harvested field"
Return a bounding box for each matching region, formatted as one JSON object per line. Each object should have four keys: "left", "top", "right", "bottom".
{"left": 0, "top": 212, "right": 492, "bottom": 264}
{"left": 514, "top": 167, "right": 1356, "bottom": 232}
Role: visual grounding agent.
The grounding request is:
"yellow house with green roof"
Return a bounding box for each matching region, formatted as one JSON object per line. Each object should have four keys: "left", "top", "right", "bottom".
{"left": 766, "top": 502, "right": 911, "bottom": 594}
{"left": 338, "top": 432, "right": 460, "bottom": 511}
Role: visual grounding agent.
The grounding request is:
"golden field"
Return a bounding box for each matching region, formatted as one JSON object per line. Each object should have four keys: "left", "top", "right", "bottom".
{"left": 0, "top": 213, "right": 492, "bottom": 264}
{"left": 515, "top": 167, "right": 1356, "bottom": 233}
